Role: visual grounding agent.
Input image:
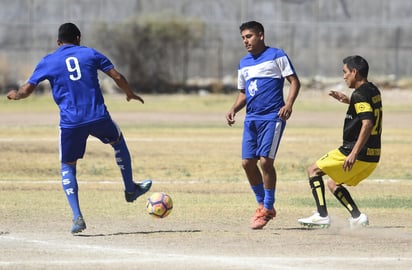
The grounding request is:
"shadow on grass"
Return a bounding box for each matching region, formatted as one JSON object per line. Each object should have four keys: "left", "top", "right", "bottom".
{"left": 75, "top": 229, "right": 202, "bottom": 237}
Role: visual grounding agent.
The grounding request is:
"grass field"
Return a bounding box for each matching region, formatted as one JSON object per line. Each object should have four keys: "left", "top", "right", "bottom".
{"left": 0, "top": 90, "right": 411, "bottom": 269}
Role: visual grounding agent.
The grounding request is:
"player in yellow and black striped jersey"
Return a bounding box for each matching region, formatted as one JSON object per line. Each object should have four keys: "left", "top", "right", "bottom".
{"left": 298, "top": 55, "right": 382, "bottom": 228}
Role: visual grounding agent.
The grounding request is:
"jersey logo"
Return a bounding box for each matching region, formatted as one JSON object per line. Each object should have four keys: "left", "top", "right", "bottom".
{"left": 354, "top": 102, "right": 372, "bottom": 114}
{"left": 248, "top": 79, "right": 258, "bottom": 96}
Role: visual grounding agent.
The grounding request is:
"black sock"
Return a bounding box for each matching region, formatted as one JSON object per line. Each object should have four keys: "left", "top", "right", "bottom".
{"left": 333, "top": 185, "right": 361, "bottom": 218}
{"left": 309, "top": 176, "right": 328, "bottom": 217}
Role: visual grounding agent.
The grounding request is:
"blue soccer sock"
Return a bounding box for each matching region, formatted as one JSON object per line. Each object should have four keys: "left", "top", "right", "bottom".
{"left": 251, "top": 183, "right": 265, "bottom": 205}
{"left": 263, "top": 188, "right": 276, "bottom": 210}
{"left": 111, "top": 134, "right": 135, "bottom": 193}
{"left": 61, "top": 163, "right": 82, "bottom": 220}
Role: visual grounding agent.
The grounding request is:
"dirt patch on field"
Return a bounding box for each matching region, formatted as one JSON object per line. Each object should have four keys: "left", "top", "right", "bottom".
{"left": 1, "top": 180, "right": 411, "bottom": 270}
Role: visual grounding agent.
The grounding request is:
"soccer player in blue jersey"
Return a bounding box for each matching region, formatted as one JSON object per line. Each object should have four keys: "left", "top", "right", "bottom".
{"left": 226, "top": 21, "right": 300, "bottom": 229}
{"left": 7, "top": 22, "right": 152, "bottom": 234}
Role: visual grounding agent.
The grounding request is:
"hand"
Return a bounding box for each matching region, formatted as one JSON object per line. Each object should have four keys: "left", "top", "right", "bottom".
{"left": 126, "top": 93, "right": 144, "bottom": 104}
{"left": 226, "top": 110, "right": 236, "bottom": 126}
{"left": 278, "top": 104, "right": 292, "bottom": 120}
{"left": 6, "top": 90, "right": 18, "bottom": 100}
{"left": 329, "top": 90, "right": 349, "bottom": 104}
{"left": 343, "top": 152, "right": 357, "bottom": 172}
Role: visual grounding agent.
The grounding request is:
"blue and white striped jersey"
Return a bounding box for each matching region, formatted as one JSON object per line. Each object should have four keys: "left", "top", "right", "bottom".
{"left": 238, "top": 47, "right": 296, "bottom": 121}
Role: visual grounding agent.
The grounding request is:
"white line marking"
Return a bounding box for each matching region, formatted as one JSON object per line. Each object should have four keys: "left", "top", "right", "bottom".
{"left": 1, "top": 235, "right": 410, "bottom": 269}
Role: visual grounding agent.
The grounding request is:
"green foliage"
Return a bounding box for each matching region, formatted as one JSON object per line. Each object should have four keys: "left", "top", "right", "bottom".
{"left": 93, "top": 14, "right": 205, "bottom": 93}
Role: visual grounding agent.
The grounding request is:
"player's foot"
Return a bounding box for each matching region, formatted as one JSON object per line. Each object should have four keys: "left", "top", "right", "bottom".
{"left": 298, "top": 212, "right": 330, "bottom": 228}
{"left": 250, "top": 207, "right": 276, "bottom": 230}
{"left": 349, "top": 213, "right": 369, "bottom": 229}
{"left": 71, "top": 216, "right": 86, "bottom": 234}
{"left": 125, "top": 179, "right": 152, "bottom": 202}
{"left": 250, "top": 204, "right": 264, "bottom": 224}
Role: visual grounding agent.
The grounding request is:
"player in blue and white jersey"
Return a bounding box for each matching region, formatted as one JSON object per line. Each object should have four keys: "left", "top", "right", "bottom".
{"left": 7, "top": 23, "right": 152, "bottom": 234}
{"left": 226, "top": 21, "right": 300, "bottom": 229}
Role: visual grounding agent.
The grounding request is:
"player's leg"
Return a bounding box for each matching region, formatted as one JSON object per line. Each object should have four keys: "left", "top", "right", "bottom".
{"left": 242, "top": 158, "right": 267, "bottom": 226}
{"left": 248, "top": 156, "right": 276, "bottom": 229}
{"left": 90, "top": 119, "right": 151, "bottom": 202}
{"left": 60, "top": 127, "right": 88, "bottom": 234}
{"left": 326, "top": 160, "right": 377, "bottom": 228}
{"left": 298, "top": 150, "right": 335, "bottom": 227}
{"left": 111, "top": 133, "right": 133, "bottom": 192}
{"left": 241, "top": 121, "right": 267, "bottom": 226}
{"left": 308, "top": 165, "right": 328, "bottom": 217}
{"left": 297, "top": 164, "right": 330, "bottom": 227}
{"left": 328, "top": 180, "right": 368, "bottom": 228}
{"left": 328, "top": 180, "right": 361, "bottom": 218}
{"left": 242, "top": 158, "right": 264, "bottom": 201}
{"left": 257, "top": 119, "right": 285, "bottom": 208}
{"left": 242, "top": 121, "right": 264, "bottom": 203}
{"left": 259, "top": 157, "right": 276, "bottom": 210}
{"left": 249, "top": 120, "right": 284, "bottom": 229}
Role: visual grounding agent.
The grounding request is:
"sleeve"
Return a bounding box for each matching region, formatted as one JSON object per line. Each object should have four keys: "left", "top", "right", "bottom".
{"left": 27, "top": 59, "right": 48, "bottom": 85}
{"left": 352, "top": 91, "right": 374, "bottom": 120}
{"left": 237, "top": 67, "right": 245, "bottom": 90}
{"left": 274, "top": 50, "right": 296, "bottom": 78}
{"left": 93, "top": 49, "right": 114, "bottom": 72}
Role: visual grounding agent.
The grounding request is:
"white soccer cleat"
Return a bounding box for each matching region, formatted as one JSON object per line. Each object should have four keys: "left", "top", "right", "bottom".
{"left": 349, "top": 213, "right": 369, "bottom": 229}
{"left": 298, "top": 212, "right": 331, "bottom": 228}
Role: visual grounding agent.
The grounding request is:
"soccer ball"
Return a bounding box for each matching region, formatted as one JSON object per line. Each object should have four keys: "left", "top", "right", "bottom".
{"left": 146, "top": 192, "right": 173, "bottom": 218}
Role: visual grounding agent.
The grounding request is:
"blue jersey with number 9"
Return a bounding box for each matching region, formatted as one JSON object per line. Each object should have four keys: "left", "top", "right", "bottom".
{"left": 28, "top": 44, "right": 114, "bottom": 128}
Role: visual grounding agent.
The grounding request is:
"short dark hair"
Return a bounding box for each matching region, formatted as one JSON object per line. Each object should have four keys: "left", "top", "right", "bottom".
{"left": 58, "top": 22, "right": 81, "bottom": 43}
{"left": 343, "top": 55, "right": 369, "bottom": 79}
{"left": 239, "top": 21, "right": 264, "bottom": 34}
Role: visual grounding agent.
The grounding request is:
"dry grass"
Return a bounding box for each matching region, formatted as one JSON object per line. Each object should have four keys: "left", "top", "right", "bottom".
{"left": 0, "top": 91, "right": 411, "bottom": 270}
{"left": 0, "top": 90, "right": 411, "bottom": 182}
{"left": 1, "top": 91, "right": 411, "bottom": 218}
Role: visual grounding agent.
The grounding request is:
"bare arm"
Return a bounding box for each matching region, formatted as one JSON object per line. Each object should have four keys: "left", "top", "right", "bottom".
{"left": 7, "top": 83, "right": 36, "bottom": 100}
{"left": 329, "top": 90, "right": 350, "bottom": 104}
{"left": 278, "top": 74, "right": 300, "bottom": 120}
{"left": 105, "top": 68, "right": 144, "bottom": 104}
{"left": 343, "top": 118, "right": 373, "bottom": 171}
{"left": 226, "top": 90, "right": 246, "bottom": 126}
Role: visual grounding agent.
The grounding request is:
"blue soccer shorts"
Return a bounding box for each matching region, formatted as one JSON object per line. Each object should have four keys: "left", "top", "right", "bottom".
{"left": 59, "top": 118, "right": 121, "bottom": 163}
{"left": 242, "top": 119, "right": 286, "bottom": 159}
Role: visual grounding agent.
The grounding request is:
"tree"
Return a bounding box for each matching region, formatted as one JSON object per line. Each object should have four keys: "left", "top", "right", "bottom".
{"left": 93, "top": 15, "right": 205, "bottom": 93}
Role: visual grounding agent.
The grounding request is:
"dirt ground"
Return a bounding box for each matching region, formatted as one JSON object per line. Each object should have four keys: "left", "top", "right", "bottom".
{"left": 1, "top": 184, "right": 411, "bottom": 270}
{"left": 1, "top": 91, "right": 411, "bottom": 270}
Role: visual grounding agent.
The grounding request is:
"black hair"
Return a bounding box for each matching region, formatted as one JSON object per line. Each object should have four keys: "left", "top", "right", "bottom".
{"left": 58, "top": 22, "right": 81, "bottom": 43}
{"left": 239, "top": 21, "right": 264, "bottom": 34}
{"left": 343, "top": 55, "right": 369, "bottom": 79}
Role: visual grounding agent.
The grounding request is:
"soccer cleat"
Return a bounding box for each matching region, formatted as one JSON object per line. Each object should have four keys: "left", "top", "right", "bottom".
{"left": 125, "top": 179, "right": 153, "bottom": 203}
{"left": 250, "top": 204, "right": 264, "bottom": 224}
{"left": 250, "top": 208, "right": 276, "bottom": 230}
{"left": 298, "top": 212, "right": 330, "bottom": 228}
{"left": 349, "top": 213, "right": 369, "bottom": 229}
{"left": 71, "top": 216, "right": 86, "bottom": 234}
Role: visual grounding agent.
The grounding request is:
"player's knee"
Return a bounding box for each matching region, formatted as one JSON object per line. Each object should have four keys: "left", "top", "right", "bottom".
{"left": 259, "top": 158, "right": 274, "bottom": 173}
{"left": 309, "top": 175, "right": 323, "bottom": 189}
{"left": 110, "top": 133, "right": 125, "bottom": 148}
{"left": 327, "top": 179, "right": 338, "bottom": 193}
{"left": 307, "top": 163, "right": 321, "bottom": 178}
{"left": 242, "top": 158, "right": 257, "bottom": 170}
